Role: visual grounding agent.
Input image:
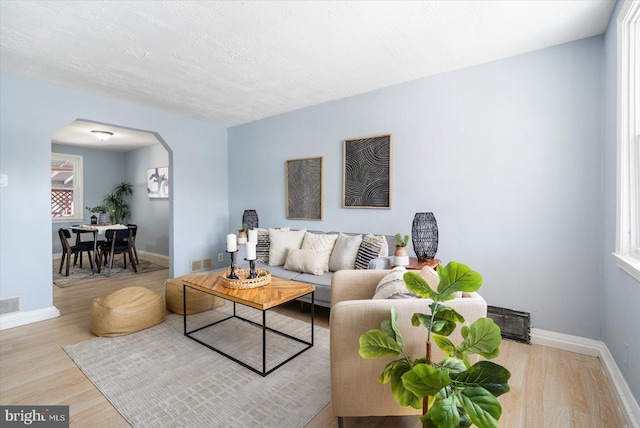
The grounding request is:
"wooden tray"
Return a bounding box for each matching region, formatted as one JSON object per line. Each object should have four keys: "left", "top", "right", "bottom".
{"left": 221, "top": 269, "right": 271, "bottom": 289}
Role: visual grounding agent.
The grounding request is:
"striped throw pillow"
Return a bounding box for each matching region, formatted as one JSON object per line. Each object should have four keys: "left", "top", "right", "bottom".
{"left": 354, "top": 233, "right": 385, "bottom": 269}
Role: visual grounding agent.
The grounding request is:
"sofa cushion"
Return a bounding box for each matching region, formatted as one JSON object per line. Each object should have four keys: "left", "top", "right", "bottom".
{"left": 355, "top": 233, "right": 386, "bottom": 269}
{"left": 284, "top": 248, "right": 330, "bottom": 276}
{"left": 302, "top": 232, "right": 339, "bottom": 253}
{"left": 255, "top": 228, "right": 271, "bottom": 263}
{"left": 373, "top": 266, "right": 419, "bottom": 299}
{"left": 329, "top": 233, "right": 363, "bottom": 271}
{"left": 269, "top": 228, "right": 306, "bottom": 266}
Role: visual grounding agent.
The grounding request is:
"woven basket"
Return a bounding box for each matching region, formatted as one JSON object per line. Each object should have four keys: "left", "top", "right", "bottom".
{"left": 221, "top": 269, "right": 271, "bottom": 289}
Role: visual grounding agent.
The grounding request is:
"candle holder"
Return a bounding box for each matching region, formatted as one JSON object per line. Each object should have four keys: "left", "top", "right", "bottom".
{"left": 246, "top": 259, "right": 257, "bottom": 279}
{"left": 227, "top": 250, "right": 239, "bottom": 279}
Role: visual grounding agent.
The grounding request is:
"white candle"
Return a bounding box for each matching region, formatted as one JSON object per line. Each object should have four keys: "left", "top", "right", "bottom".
{"left": 246, "top": 241, "right": 257, "bottom": 260}
{"left": 226, "top": 234, "right": 237, "bottom": 252}
{"left": 248, "top": 229, "right": 258, "bottom": 244}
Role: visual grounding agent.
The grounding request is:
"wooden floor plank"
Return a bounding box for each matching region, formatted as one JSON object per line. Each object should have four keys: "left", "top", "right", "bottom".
{"left": 0, "top": 257, "right": 630, "bottom": 427}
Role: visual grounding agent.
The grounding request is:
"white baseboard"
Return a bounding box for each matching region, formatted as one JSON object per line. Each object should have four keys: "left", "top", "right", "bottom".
{"left": 137, "top": 250, "right": 169, "bottom": 261}
{"left": 531, "top": 328, "right": 639, "bottom": 427}
{"left": 53, "top": 250, "right": 168, "bottom": 261}
{"left": 0, "top": 306, "right": 60, "bottom": 331}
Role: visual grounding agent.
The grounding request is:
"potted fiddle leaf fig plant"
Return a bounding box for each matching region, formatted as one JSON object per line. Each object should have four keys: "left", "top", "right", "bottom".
{"left": 359, "top": 262, "right": 511, "bottom": 428}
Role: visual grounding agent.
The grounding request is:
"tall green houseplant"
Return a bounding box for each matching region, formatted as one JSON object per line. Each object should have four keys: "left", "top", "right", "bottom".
{"left": 103, "top": 181, "right": 133, "bottom": 225}
{"left": 359, "top": 262, "right": 511, "bottom": 428}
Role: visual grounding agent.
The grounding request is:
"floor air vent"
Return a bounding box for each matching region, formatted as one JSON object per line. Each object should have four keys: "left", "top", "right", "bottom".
{"left": 0, "top": 297, "right": 21, "bottom": 315}
{"left": 487, "top": 305, "right": 531, "bottom": 344}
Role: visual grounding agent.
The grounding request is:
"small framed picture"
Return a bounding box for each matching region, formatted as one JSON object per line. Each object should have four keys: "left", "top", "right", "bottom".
{"left": 147, "top": 166, "right": 169, "bottom": 199}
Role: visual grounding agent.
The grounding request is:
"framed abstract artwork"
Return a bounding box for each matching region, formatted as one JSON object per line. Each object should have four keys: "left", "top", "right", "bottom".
{"left": 343, "top": 134, "right": 392, "bottom": 209}
{"left": 147, "top": 166, "right": 169, "bottom": 198}
{"left": 286, "top": 157, "right": 323, "bottom": 220}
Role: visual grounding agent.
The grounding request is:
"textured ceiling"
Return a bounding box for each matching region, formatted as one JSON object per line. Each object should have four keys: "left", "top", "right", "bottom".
{"left": 1, "top": 1, "right": 615, "bottom": 129}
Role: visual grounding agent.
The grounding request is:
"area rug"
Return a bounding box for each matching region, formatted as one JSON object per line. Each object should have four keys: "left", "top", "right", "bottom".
{"left": 64, "top": 305, "right": 330, "bottom": 428}
{"left": 53, "top": 259, "right": 167, "bottom": 288}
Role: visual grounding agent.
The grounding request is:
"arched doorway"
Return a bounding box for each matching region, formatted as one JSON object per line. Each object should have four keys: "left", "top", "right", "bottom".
{"left": 51, "top": 119, "right": 173, "bottom": 287}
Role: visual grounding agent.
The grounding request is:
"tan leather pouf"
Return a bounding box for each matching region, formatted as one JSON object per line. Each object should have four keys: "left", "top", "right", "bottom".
{"left": 165, "top": 274, "right": 225, "bottom": 315}
{"left": 91, "top": 287, "right": 166, "bottom": 337}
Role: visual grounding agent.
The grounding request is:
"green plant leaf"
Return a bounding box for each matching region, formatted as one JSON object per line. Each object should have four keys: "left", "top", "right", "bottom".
{"left": 359, "top": 330, "right": 402, "bottom": 359}
{"left": 401, "top": 363, "right": 451, "bottom": 398}
{"left": 436, "top": 262, "right": 483, "bottom": 299}
{"left": 426, "top": 394, "right": 460, "bottom": 428}
{"left": 388, "top": 359, "right": 421, "bottom": 409}
{"left": 457, "top": 387, "right": 502, "bottom": 428}
{"left": 412, "top": 313, "right": 457, "bottom": 336}
{"left": 380, "top": 307, "right": 404, "bottom": 348}
{"left": 438, "top": 357, "right": 467, "bottom": 374}
{"left": 456, "top": 318, "right": 502, "bottom": 359}
{"left": 450, "top": 361, "right": 511, "bottom": 397}
{"left": 404, "top": 271, "right": 437, "bottom": 299}
{"left": 379, "top": 359, "right": 404, "bottom": 384}
{"left": 430, "top": 303, "right": 465, "bottom": 323}
{"left": 433, "top": 335, "right": 455, "bottom": 357}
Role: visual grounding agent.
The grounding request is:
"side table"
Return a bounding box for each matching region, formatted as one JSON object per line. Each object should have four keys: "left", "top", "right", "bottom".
{"left": 393, "top": 257, "right": 441, "bottom": 271}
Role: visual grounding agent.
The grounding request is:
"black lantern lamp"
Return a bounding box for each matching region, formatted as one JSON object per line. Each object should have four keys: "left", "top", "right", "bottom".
{"left": 412, "top": 212, "right": 439, "bottom": 261}
{"left": 242, "top": 210, "right": 259, "bottom": 231}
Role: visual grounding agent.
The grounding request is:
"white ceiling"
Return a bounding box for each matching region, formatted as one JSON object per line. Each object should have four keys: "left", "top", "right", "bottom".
{"left": 1, "top": 0, "right": 615, "bottom": 137}
{"left": 51, "top": 119, "right": 160, "bottom": 152}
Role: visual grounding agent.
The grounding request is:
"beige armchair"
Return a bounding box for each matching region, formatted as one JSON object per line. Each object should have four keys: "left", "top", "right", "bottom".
{"left": 329, "top": 268, "right": 487, "bottom": 426}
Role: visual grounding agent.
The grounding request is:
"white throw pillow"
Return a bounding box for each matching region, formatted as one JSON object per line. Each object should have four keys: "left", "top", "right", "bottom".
{"left": 373, "top": 266, "right": 419, "bottom": 299}
{"left": 301, "top": 232, "right": 339, "bottom": 253}
{"left": 284, "top": 249, "right": 330, "bottom": 276}
{"left": 329, "top": 233, "right": 363, "bottom": 271}
{"left": 377, "top": 235, "right": 389, "bottom": 257}
{"left": 268, "top": 228, "right": 306, "bottom": 266}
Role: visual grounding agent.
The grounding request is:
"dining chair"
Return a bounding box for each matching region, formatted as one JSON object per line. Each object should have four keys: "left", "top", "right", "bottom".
{"left": 98, "top": 228, "right": 137, "bottom": 277}
{"left": 127, "top": 224, "right": 139, "bottom": 264}
{"left": 58, "top": 228, "right": 93, "bottom": 276}
{"left": 71, "top": 225, "right": 104, "bottom": 267}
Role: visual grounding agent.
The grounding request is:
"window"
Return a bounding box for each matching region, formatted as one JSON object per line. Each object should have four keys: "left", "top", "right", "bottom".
{"left": 614, "top": 1, "right": 640, "bottom": 280}
{"left": 51, "top": 153, "right": 83, "bottom": 222}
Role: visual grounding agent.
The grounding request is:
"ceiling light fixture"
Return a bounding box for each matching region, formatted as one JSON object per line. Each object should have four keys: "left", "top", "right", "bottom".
{"left": 91, "top": 130, "right": 114, "bottom": 142}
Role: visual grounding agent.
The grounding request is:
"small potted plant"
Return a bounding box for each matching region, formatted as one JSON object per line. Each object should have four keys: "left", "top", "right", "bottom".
{"left": 86, "top": 205, "right": 109, "bottom": 225}
{"left": 237, "top": 223, "right": 248, "bottom": 244}
{"left": 394, "top": 233, "right": 410, "bottom": 266}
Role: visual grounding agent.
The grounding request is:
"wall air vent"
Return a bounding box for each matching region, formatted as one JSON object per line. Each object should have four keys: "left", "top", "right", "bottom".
{"left": 0, "top": 296, "right": 21, "bottom": 315}
{"left": 487, "top": 306, "right": 531, "bottom": 344}
{"left": 190, "top": 258, "right": 213, "bottom": 272}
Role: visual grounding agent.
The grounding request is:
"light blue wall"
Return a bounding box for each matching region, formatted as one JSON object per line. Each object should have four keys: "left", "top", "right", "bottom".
{"left": 126, "top": 144, "right": 170, "bottom": 257}
{"left": 229, "top": 37, "right": 604, "bottom": 340}
{"left": 0, "top": 72, "right": 228, "bottom": 313}
{"left": 50, "top": 143, "right": 127, "bottom": 254}
{"left": 50, "top": 143, "right": 170, "bottom": 257}
{"left": 602, "top": 0, "right": 640, "bottom": 404}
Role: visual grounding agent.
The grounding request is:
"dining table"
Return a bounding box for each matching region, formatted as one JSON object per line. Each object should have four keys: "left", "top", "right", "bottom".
{"left": 70, "top": 224, "right": 129, "bottom": 273}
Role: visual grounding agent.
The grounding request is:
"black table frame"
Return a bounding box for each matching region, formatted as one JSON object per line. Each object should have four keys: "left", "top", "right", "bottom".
{"left": 183, "top": 283, "right": 314, "bottom": 377}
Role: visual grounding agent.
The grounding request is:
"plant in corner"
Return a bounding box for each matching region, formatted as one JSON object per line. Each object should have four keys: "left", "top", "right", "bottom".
{"left": 359, "top": 262, "right": 511, "bottom": 428}
{"left": 102, "top": 181, "right": 133, "bottom": 225}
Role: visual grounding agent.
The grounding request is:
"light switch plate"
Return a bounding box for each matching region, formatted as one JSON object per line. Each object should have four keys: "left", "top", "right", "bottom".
{"left": 0, "top": 174, "right": 7, "bottom": 187}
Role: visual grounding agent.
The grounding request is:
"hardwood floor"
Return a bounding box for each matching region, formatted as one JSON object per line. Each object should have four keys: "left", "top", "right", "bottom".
{"left": 0, "top": 259, "right": 630, "bottom": 427}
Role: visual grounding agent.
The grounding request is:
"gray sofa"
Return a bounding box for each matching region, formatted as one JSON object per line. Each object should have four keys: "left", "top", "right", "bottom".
{"left": 236, "top": 230, "right": 399, "bottom": 308}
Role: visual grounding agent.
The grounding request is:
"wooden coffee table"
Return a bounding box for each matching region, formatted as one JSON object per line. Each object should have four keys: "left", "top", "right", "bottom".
{"left": 182, "top": 270, "right": 315, "bottom": 376}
